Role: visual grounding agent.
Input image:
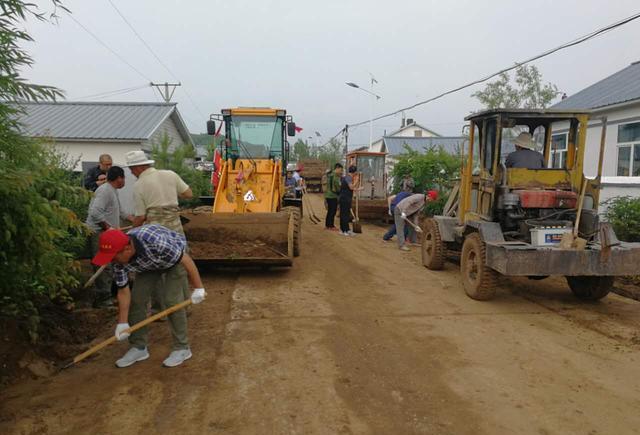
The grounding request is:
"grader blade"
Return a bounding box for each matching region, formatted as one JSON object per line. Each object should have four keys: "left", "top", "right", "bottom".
{"left": 182, "top": 211, "right": 293, "bottom": 266}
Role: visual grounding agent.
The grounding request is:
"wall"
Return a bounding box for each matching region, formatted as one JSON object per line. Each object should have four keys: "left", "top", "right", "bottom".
{"left": 599, "top": 176, "right": 640, "bottom": 215}
{"left": 552, "top": 103, "right": 640, "bottom": 177}
{"left": 145, "top": 113, "right": 186, "bottom": 151}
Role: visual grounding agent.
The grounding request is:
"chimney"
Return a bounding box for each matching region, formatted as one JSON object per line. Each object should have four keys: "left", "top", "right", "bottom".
{"left": 406, "top": 118, "right": 414, "bottom": 126}
{"left": 561, "top": 93, "right": 568, "bottom": 100}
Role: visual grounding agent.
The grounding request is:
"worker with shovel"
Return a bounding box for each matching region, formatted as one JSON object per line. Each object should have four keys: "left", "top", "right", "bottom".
{"left": 395, "top": 190, "right": 438, "bottom": 251}
{"left": 92, "top": 225, "right": 206, "bottom": 368}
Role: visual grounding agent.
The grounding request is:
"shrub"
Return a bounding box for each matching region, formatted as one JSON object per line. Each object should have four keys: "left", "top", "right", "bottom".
{"left": 0, "top": 0, "right": 90, "bottom": 341}
{"left": 391, "top": 145, "right": 460, "bottom": 216}
{"left": 152, "top": 133, "right": 212, "bottom": 207}
{"left": 604, "top": 196, "right": 640, "bottom": 242}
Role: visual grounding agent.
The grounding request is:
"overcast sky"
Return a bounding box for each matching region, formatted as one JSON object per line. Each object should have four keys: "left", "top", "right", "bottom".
{"left": 22, "top": 0, "right": 640, "bottom": 147}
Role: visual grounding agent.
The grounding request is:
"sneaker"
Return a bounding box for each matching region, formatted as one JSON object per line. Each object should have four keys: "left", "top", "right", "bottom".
{"left": 347, "top": 230, "right": 356, "bottom": 236}
{"left": 399, "top": 245, "right": 411, "bottom": 251}
{"left": 163, "top": 349, "right": 192, "bottom": 367}
{"left": 341, "top": 231, "right": 350, "bottom": 236}
{"left": 116, "top": 347, "right": 150, "bottom": 368}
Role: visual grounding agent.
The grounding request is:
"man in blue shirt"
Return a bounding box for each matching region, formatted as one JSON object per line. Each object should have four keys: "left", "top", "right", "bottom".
{"left": 92, "top": 224, "right": 206, "bottom": 368}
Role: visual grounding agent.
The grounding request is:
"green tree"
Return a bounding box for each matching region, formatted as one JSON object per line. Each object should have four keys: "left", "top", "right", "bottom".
{"left": 291, "top": 139, "right": 311, "bottom": 161}
{"left": 391, "top": 144, "right": 461, "bottom": 216}
{"left": 151, "top": 133, "right": 211, "bottom": 204}
{"left": 317, "top": 138, "right": 343, "bottom": 167}
{"left": 472, "top": 65, "right": 560, "bottom": 109}
{"left": 0, "top": 0, "right": 93, "bottom": 340}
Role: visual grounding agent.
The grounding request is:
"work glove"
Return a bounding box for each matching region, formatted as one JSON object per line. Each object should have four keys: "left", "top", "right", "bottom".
{"left": 115, "top": 323, "right": 131, "bottom": 341}
{"left": 401, "top": 212, "right": 407, "bottom": 219}
{"left": 191, "top": 288, "right": 206, "bottom": 304}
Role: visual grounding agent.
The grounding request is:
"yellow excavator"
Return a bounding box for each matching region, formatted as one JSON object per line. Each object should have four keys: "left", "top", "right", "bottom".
{"left": 182, "top": 107, "right": 301, "bottom": 266}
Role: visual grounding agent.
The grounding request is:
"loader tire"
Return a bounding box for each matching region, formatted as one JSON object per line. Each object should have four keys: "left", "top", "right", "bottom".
{"left": 460, "top": 233, "right": 498, "bottom": 301}
{"left": 283, "top": 206, "right": 301, "bottom": 257}
{"left": 566, "top": 276, "right": 613, "bottom": 301}
{"left": 422, "top": 218, "right": 445, "bottom": 270}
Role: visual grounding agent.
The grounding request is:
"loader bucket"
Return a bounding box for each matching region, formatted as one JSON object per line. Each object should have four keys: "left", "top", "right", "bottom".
{"left": 181, "top": 210, "right": 293, "bottom": 267}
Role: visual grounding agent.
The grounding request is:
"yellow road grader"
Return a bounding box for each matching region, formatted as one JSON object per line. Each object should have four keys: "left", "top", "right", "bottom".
{"left": 422, "top": 109, "right": 640, "bottom": 301}
{"left": 182, "top": 107, "right": 301, "bottom": 266}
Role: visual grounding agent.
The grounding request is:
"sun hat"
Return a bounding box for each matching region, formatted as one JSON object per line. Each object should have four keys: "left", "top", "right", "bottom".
{"left": 92, "top": 229, "right": 130, "bottom": 266}
{"left": 124, "top": 150, "right": 155, "bottom": 167}
{"left": 513, "top": 132, "right": 535, "bottom": 150}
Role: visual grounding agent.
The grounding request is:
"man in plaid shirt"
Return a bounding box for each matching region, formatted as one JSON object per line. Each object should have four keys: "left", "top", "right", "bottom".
{"left": 92, "top": 224, "right": 206, "bottom": 368}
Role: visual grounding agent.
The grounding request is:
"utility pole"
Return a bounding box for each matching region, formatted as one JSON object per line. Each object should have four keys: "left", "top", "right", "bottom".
{"left": 150, "top": 82, "right": 181, "bottom": 102}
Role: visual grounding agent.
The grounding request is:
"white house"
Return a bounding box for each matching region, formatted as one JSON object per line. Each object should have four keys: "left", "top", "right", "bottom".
{"left": 369, "top": 119, "right": 440, "bottom": 153}
{"left": 15, "top": 101, "right": 194, "bottom": 212}
{"left": 16, "top": 101, "right": 193, "bottom": 170}
{"left": 551, "top": 61, "right": 640, "bottom": 210}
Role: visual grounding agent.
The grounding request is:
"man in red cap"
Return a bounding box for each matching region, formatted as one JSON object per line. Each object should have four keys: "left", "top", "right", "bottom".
{"left": 394, "top": 189, "right": 438, "bottom": 251}
{"left": 93, "top": 224, "right": 206, "bottom": 368}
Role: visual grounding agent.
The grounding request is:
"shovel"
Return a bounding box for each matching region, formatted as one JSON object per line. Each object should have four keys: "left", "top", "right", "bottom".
{"left": 351, "top": 195, "right": 362, "bottom": 233}
{"left": 302, "top": 187, "right": 321, "bottom": 224}
{"left": 402, "top": 216, "right": 423, "bottom": 234}
{"left": 62, "top": 299, "right": 193, "bottom": 369}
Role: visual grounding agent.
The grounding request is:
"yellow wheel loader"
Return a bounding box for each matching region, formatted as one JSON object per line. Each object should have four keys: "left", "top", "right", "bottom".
{"left": 422, "top": 109, "right": 640, "bottom": 301}
{"left": 182, "top": 107, "right": 301, "bottom": 266}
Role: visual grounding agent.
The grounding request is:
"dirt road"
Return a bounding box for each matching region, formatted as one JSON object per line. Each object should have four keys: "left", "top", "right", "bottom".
{"left": 2, "top": 196, "right": 640, "bottom": 434}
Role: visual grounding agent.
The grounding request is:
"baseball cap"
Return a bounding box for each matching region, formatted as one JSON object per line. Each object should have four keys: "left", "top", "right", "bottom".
{"left": 92, "top": 229, "right": 130, "bottom": 266}
{"left": 427, "top": 190, "right": 439, "bottom": 201}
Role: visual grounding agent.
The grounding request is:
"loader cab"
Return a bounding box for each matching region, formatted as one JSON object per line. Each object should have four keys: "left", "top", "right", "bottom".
{"left": 207, "top": 108, "right": 296, "bottom": 173}
{"left": 462, "top": 109, "right": 591, "bottom": 223}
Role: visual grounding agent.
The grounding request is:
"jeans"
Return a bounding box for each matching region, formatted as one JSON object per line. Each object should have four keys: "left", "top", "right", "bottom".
{"left": 339, "top": 198, "right": 352, "bottom": 232}
{"left": 128, "top": 264, "right": 190, "bottom": 351}
{"left": 395, "top": 209, "right": 417, "bottom": 247}
{"left": 325, "top": 197, "right": 338, "bottom": 228}
{"left": 382, "top": 223, "right": 409, "bottom": 241}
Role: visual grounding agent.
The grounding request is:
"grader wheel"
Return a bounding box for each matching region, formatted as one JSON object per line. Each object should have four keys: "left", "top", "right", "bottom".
{"left": 460, "top": 233, "right": 498, "bottom": 301}
{"left": 566, "top": 276, "right": 613, "bottom": 301}
{"left": 282, "top": 206, "right": 301, "bottom": 257}
{"left": 421, "top": 218, "right": 445, "bottom": 270}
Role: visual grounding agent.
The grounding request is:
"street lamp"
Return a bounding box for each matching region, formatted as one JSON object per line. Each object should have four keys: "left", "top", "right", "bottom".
{"left": 345, "top": 78, "right": 381, "bottom": 149}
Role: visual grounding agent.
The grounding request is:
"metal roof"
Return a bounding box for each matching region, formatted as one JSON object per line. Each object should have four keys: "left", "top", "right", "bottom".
{"left": 382, "top": 136, "right": 465, "bottom": 156}
{"left": 13, "top": 101, "right": 192, "bottom": 143}
{"left": 465, "top": 108, "right": 590, "bottom": 120}
{"left": 552, "top": 61, "right": 640, "bottom": 110}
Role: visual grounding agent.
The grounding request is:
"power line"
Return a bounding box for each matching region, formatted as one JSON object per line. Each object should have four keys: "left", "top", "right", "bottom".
{"left": 106, "top": 0, "right": 207, "bottom": 118}
{"left": 344, "top": 11, "right": 640, "bottom": 130}
{"left": 65, "top": 12, "right": 151, "bottom": 82}
{"left": 74, "top": 84, "right": 150, "bottom": 100}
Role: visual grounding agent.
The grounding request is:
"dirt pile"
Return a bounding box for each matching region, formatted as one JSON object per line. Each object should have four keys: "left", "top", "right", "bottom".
{"left": 0, "top": 304, "right": 113, "bottom": 386}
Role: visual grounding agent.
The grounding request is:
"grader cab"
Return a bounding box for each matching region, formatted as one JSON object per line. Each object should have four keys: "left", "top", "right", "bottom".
{"left": 182, "top": 108, "right": 301, "bottom": 266}
{"left": 422, "top": 109, "right": 640, "bottom": 301}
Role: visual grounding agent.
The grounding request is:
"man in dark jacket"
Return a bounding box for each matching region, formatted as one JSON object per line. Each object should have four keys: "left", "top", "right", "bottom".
{"left": 84, "top": 154, "right": 113, "bottom": 191}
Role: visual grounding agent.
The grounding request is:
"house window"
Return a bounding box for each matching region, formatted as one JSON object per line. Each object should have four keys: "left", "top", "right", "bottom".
{"left": 414, "top": 130, "right": 423, "bottom": 137}
{"left": 550, "top": 133, "right": 568, "bottom": 168}
{"left": 617, "top": 121, "right": 640, "bottom": 176}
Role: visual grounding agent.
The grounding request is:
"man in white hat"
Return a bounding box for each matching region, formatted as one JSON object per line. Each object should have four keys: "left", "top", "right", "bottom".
{"left": 505, "top": 132, "right": 545, "bottom": 169}
{"left": 124, "top": 150, "right": 194, "bottom": 308}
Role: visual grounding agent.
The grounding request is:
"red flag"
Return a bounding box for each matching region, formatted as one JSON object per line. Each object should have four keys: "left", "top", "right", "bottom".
{"left": 212, "top": 148, "right": 222, "bottom": 192}
{"left": 294, "top": 126, "right": 303, "bottom": 133}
